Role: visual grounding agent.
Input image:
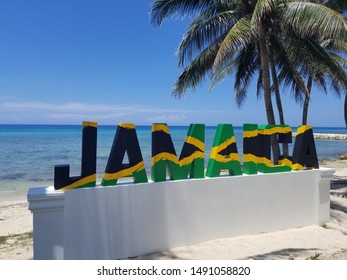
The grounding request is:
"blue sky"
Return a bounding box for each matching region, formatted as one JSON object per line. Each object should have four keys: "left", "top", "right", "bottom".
{"left": 0, "top": 0, "right": 345, "bottom": 127}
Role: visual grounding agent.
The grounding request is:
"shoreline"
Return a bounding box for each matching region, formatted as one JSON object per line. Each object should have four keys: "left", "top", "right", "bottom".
{"left": 292, "top": 132, "right": 347, "bottom": 141}
{"left": 1, "top": 157, "right": 347, "bottom": 260}
{"left": 312, "top": 133, "right": 347, "bottom": 141}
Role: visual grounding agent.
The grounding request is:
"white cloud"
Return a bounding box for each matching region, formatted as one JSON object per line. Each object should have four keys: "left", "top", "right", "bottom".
{"left": 2, "top": 101, "right": 191, "bottom": 113}
{"left": 0, "top": 101, "right": 195, "bottom": 124}
{"left": 147, "top": 114, "right": 187, "bottom": 123}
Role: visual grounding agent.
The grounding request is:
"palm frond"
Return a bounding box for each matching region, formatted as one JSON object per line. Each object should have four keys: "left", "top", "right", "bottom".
{"left": 303, "top": 37, "right": 347, "bottom": 91}
{"left": 323, "top": 0, "right": 347, "bottom": 14}
{"left": 209, "top": 62, "right": 234, "bottom": 92}
{"left": 256, "top": 71, "right": 263, "bottom": 100}
{"left": 282, "top": 2, "right": 347, "bottom": 40}
{"left": 251, "top": 0, "right": 283, "bottom": 26}
{"left": 177, "top": 10, "right": 238, "bottom": 67}
{"left": 319, "top": 38, "right": 347, "bottom": 54}
{"left": 214, "top": 15, "right": 255, "bottom": 71}
{"left": 329, "top": 53, "right": 347, "bottom": 68}
{"left": 233, "top": 45, "right": 260, "bottom": 107}
{"left": 150, "top": 0, "right": 214, "bottom": 26}
{"left": 172, "top": 36, "right": 223, "bottom": 97}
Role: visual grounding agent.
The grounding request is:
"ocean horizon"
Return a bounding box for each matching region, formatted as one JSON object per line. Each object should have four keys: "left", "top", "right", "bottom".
{"left": 1, "top": 124, "right": 347, "bottom": 196}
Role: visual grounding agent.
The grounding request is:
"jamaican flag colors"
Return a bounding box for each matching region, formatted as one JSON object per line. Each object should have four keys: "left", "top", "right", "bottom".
{"left": 243, "top": 124, "right": 259, "bottom": 175}
{"left": 101, "top": 123, "right": 148, "bottom": 186}
{"left": 292, "top": 125, "right": 319, "bottom": 171}
{"left": 206, "top": 124, "right": 242, "bottom": 177}
{"left": 151, "top": 123, "right": 205, "bottom": 182}
{"left": 53, "top": 121, "right": 320, "bottom": 189}
{"left": 54, "top": 121, "right": 97, "bottom": 190}
{"left": 257, "top": 125, "right": 292, "bottom": 173}
{"left": 243, "top": 124, "right": 293, "bottom": 174}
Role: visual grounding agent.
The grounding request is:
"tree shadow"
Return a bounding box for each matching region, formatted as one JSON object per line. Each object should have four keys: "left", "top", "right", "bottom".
{"left": 331, "top": 179, "right": 347, "bottom": 190}
{"left": 330, "top": 190, "right": 347, "bottom": 199}
{"left": 128, "top": 250, "right": 186, "bottom": 260}
{"left": 330, "top": 201, "right": 347, "bottom": 214}
{"left": 245, "top": 248, "right": 321, "bottom": 260}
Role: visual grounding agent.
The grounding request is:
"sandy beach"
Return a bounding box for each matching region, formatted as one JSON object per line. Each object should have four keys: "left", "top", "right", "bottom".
{"left": 1, "top": 159, "right": 347, "bottom": 260}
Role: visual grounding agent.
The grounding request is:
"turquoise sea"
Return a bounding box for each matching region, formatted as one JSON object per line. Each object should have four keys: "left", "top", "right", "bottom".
{"left": 1, "top": 124, "right": 347, "bottom": 196}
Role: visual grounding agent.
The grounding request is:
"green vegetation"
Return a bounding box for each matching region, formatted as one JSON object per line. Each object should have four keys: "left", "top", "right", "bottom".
{"left": 0, "top": 231, "right": 33, "bottom": 247}
{"left": 306, "top": 252, "right": 322, "bottom": 260}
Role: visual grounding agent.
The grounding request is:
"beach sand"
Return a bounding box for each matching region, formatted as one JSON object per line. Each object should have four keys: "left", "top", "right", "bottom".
{"left": 1, "top": 160, "right": 347, "bottom": 260}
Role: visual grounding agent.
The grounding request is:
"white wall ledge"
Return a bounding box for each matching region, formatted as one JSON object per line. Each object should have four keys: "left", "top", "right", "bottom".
{"left": 28, "top": 168, "right": 333, "bottom": 260}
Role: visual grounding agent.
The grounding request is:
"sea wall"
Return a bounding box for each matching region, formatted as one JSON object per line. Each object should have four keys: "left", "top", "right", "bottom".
{"left": 292, "top": 133, "right": 347, "bottom": 141}
{"left": 27, "top": 168, "right": 333, "bottom": 260}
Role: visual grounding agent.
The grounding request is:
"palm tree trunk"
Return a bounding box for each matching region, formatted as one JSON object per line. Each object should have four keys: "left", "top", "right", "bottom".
{"left": 258, "top": 24, "right": 280, "bottom": 163}
{"left": 345, "top": 94, "right": 347, "bottom": 128}
{"left": 302, "top": 76, "right": 313, "bottom": 125}
{"left": 269, "top": 53, "right": 289, "bottom": 156}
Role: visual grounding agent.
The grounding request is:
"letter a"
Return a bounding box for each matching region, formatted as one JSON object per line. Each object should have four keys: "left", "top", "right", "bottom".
{"left": 206, "top": 124, "right": 242, "bottom": 177}
{"left": 102, "top": 123, "right": 148, "bottom": 186}
{"left": 292, "top": 125, "right": 319, "bottom": 170}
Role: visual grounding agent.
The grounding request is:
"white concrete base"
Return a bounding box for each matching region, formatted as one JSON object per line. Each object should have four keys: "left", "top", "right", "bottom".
{"left": 27, "top": 168, "right": 334, "bottom": 260}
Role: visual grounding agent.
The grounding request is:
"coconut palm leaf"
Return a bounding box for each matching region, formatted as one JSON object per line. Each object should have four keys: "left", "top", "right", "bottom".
{"left": 251, "top": 0, "right": 283, "bottom": 26}
{"left": 282, "top": 2, "right": 347, "bottom": 40}
{"left": 177, "top": 10, "right": 238, "bottom": 67}
{"left": 173, "top": 35, "right": 225, "bottom": 97}
{"left": 233, "top": 45, "right": 260, "bottom": 107}
{"left": 150, "top": 0, "right": 214, "bottom": 26}
{"left": 211, "top": 44, "right": 260, "bottom": 107}
{"left": 213, "top": 15, "right": 255, "bottom": 70}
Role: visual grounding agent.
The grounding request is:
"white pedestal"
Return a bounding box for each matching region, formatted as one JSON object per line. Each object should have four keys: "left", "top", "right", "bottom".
{"left": 27, "top": 168, "right": 333, "bottom": 260}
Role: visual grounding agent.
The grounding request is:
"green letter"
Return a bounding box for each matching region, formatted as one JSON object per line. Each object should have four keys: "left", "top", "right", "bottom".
{"left": 257, "top": 125, "right": 292, "bottom": 173}
{"left": 151, "top": 123, "right": 205, "bottom": 182}
{"left": 206, "top": 124, "right": 242, "bottom": 177}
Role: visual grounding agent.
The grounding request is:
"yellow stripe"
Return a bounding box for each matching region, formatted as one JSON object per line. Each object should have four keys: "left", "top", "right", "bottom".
{"left": 257, "top": 157, "right": 273, "bottom": 167}
{"left": 296, "top": 125, "right": 312, "bottom": 136}
{"left": 60, "top": 174, "right": 96, "bottom": 190}
{"left": 244, "top": 154, "right": 293, "bottom": 168}
{"left": 179, "top": 151, "right": 204, "bottom": 166}
{"left": 292, "top": 163, "right": 304, "bottom": 170}
{"left": 152, "top": 152, "right": 179, "bottom": 165}
{"left": 152, "top": 151, "right": 205, "bottom": 166}
{"left": 259, "top": 126, "right": 292, "bottom": 135}
{"left": 103, "top": 161, "right": 145, "bottom": 180}
{"left": 119, "top": 123, "right": 135, "bottom": 129}
{"left": 152, "top": 124, "right": 170, "bottom": 134}
{"left": 83, "top": 121, "right": 97, "bottom": 128}
{"left": 243, "top": 130, "right": 258, "bottom": 138}
{"left": 279, "top": 158, "right": 292, "bottom": 167}
{"left": 243, "top": 153, "right": 259, "bottom": 163}
{"left": 210, "top": 136, "right": 236, "bottom": 157}
{"left": 185, "top": 136, "right": 204, "bottom": 151}
{"left": 243, "top": 154, "right": 272, "bottom": 166}
{"left": 214, "top": 153, "right": 240, "bottom": 163}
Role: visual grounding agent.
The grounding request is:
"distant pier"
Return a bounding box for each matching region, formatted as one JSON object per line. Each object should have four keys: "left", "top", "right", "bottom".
{"left": 292, "top": 133, "right": 347, "bottom": 141}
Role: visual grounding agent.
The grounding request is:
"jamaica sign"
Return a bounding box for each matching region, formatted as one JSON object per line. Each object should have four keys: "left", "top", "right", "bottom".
{"left": 54, "top": 121, "right": 319, "bottom": 190}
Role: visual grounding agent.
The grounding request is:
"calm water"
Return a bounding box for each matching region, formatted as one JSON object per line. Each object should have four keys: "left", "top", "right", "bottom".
{"left": 1, "top": 124, "right": 347, "bottom": 196}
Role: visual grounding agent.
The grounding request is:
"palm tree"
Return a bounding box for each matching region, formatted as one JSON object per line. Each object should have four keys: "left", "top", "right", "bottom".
{"left": 150, "top": 0, "right": 281, "bottom": 160}
{"left": 311, "top": 0, "right": 347, "bottom": 126}
{"left": 150, "top": 0, "right": 347, "bottom": 160}
{"left": 275, "top": 12, "right": 347, "bottom": 124}
{"left": 300, "top": 38, "right": 347, "bottom": 125}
